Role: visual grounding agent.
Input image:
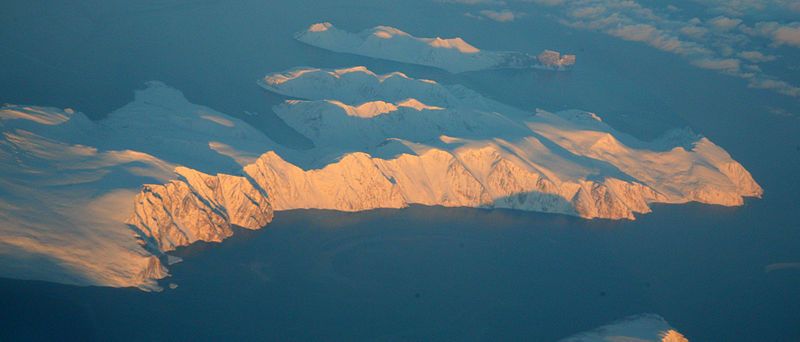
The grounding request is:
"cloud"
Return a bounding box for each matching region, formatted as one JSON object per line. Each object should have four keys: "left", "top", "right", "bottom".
{"left": 607, "top": 24, "right": 658, "bottom": 42}
{"left": 690, "top": 0, "right": 800, "bottom": 16}
{"left": 773, "top": 25, "right": 800, "bottom": 46}
{"left": 680, "top": 25, "right": 709, "bottom": 39}
{"left": 436, "top": 0, "right": 800, "bottom": 97}
{"left": 511, "top": 0, "right": 800, "bottom": 97}
{"left": 708, "top": 16, "right": 742, "bottom": 31}
{"left": 526, "top": 0, "right": 564, "bottom": 6}
{"left": 748, "top": 77, "right": 800, "bottom": 97}
{"left": 749, "top": 21, "right": 800, "bottom": 47}
{"left": 570, "top": 6, "right": 605, "bottom": 18}
{"left": 737, "top": 50, "right": 777, "bottom": 62}
{"left": 692, "top": 58, "right": 742, "bottom": 72}
{"left": 479, "top": 9, "right": 519, "bottom": 22}
{"left": 438, "top": 0, "right": 506, "bottom": 4}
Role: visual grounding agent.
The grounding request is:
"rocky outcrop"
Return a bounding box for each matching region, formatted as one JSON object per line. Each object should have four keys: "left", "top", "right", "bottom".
{"left": 128, "top": 167, "right": 273, "bottom": 251}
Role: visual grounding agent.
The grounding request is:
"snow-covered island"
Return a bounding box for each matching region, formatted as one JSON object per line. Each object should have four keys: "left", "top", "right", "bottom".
{"left": 295, "top": 22, "right": 575, "bottom": 72}
{"left": 559, "top": 314, "right": 688, "bottom": 342}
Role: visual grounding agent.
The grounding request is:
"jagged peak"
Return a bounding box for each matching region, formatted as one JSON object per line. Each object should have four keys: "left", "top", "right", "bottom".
{"left": 312, "top": 98, "right": 443, "bottom": 118}
{"left": 418, "top": 147, "right": 456, "bottom": 161}
{"left": 425, "top": 36, "right": 480, "bottom": 53}
{"left": 261, "top": 67, "right": 323, "bottom": 86}
{"left": 264, "top": 66, "right": 419, "bottom": 87}
{"left": 254, "top": 150, "right": 291, "bottom": 164}
{"left": 364, "top": 24, "right": 480, "bottom": 54}
{"left": 334, "top": 151, "right": 375, "bottom": 164}
{"left": 326, "top": 99, "right": 398, "bottom": 117}
{"left": 174, "top": 165, "right": 209, "bottom": 179}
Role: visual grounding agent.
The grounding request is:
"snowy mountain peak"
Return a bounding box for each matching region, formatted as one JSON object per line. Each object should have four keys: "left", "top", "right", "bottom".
{"left": 426, "top": 36, "right": 480, "bottom": 53}
{"left": 326, "top": 100, "right": 399, "bottom": 118}
{"left": 129, "top": 167, "right": 273, "bottom": 252}
{"left": 397, "top": 98, "right": 444, "bottom": 111}
{"left": 370, "top": 25, "right": 411, "bottom": 39}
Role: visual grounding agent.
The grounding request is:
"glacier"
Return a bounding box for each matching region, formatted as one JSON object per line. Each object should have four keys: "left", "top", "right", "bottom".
{"left": 295, "top": 22, "right": 575, "bottom": 73}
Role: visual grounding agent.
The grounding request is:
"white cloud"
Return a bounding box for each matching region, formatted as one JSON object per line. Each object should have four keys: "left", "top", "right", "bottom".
{"left": 607, "top": 24, "right": 658, "bottom": 42}
{"left": 773, "top": 25, "right": 800, "bottom": 46}
{"left": 737, "top": 50, "right": 777, "bottom": 62}
{"left": 680, "top": 25, "right": 709, "bottom": 39}
{"left": 690, "top": 0, "right": 800, "bottom": 16}
{"left": 570, "top": 6, "right": 605, "bottom": 18}
{"left": 438, "top": 0, "right": 800, "bottom": 97}
{"left": 748, "top": 77, "right": 800, "bottom": 97}
{"left": 513, "top": 0, "right": 800, "bottom": 97}
{"left": 526, "top": 0, "right": 564, "bottom": 6}
{"left": 479, "top": 9, "right": 519, "bottom": 22}
{"left": 692, "top": 58, "right": 742, "bottom": 73}
{"left": 438, "top": 0, "right": 506, "bottom": 4}
{"left": 747, "top": 21, "right": 800, "bottom": 47}
{"left": 708, "top": 16, "right": 742, "bottom": 31}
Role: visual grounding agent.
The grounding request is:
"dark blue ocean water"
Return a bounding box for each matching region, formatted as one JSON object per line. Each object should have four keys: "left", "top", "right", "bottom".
{"left": 1, "top": 203, "right": 799, "bottom": 341}
{"left": 1, "top": 0, "right": 799, "bottom": 340}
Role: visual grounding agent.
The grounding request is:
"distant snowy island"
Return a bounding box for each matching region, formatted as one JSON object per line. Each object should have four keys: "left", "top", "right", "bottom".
{"left": 296, "top": 22, "right": 576, "bottom": 72}
{"left": 0, "top": 23, "right": 759, "bottom": 293}
{"left": 560, "top": 314, "right": 688, "bottom": 342}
